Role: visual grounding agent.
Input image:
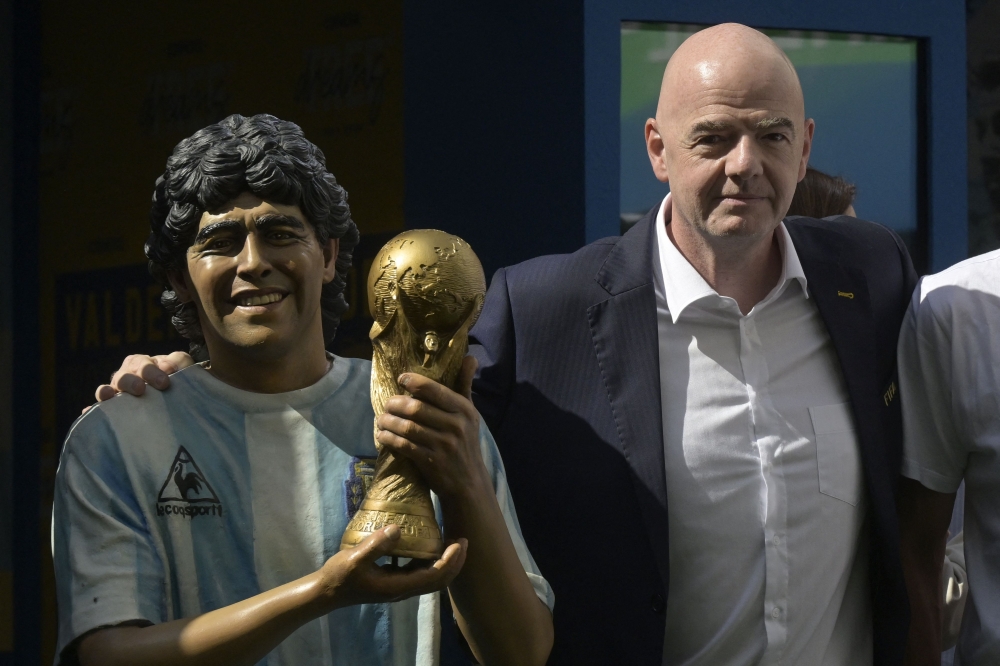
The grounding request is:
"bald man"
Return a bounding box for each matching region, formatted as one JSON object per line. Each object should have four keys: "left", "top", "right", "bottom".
{"left": 470, "top": 24, "right": 915, "bottom": 665}
{"left": 100, "top": 23, "right": 917, "bottom": 666}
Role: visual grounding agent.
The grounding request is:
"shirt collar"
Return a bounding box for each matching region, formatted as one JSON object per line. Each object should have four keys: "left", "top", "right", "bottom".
{"left": 653, "top": 193, "right": 810, "bottom": 323}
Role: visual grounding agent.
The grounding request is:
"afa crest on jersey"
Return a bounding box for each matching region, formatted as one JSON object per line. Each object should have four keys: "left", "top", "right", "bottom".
{"left": 344, "top": 456, "right": 376, "bottom": 519}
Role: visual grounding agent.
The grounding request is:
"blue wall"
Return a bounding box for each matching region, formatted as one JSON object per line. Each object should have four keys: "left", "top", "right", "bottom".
{"left": 403, "top": 1, "right": 966, "bottom": 275}
{"left": 403, "top": 1, "right": 586, "bottom": 280}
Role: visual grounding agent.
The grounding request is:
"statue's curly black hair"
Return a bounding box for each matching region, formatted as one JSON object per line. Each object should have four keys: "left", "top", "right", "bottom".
{"left": 145, "top": 113, "right": 359, "bottom": 361}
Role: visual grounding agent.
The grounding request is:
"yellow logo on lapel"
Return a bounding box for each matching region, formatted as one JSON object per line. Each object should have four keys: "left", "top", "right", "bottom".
{"left": 883, "top": 381, "right": 897, "bottom": 406}
{"left": 837, "top": 291, "right": 855, "bottom": 299}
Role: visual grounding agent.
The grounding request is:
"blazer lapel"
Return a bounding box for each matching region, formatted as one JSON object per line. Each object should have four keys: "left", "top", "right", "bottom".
{"left": 587, "top": 211, "right": 671, "bottom": 590}
{"left": 795, "top": 250, "right": 891, "bottom": 509}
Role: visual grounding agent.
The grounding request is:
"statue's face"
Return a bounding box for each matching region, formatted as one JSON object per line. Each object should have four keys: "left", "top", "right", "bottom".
{"left": 171, "top": 192, "right": 338, "bottom": 361}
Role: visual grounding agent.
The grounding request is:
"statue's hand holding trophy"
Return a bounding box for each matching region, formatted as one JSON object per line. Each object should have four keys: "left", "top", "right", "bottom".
{"left": 340, "top": 230, "right": 486, "bottom": 559}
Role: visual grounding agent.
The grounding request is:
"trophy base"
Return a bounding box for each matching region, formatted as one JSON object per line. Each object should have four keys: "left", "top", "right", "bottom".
{"left": 340, "top": 498, "right": 444, "bottom": 560}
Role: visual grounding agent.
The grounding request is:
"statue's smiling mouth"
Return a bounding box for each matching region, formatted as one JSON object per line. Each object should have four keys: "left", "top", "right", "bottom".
{"left": 238, "top": 292, "right": 284, "bottom": 307}
{"left": 230, "top": 289, "right": 289, "bottom": 309}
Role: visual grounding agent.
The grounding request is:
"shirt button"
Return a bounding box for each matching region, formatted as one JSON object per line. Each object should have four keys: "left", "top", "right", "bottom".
{"left": 771, "top": 607, "right": 781, "bottom": 619}
{"left": 773, "top": 536, "right": 781, "bottom": 545}
{"left": 651, "top": 594, "right": 666, "bottom": 614}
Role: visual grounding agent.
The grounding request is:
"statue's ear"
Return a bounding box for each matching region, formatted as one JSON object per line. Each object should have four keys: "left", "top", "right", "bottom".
{"left": 167, "top": 269, "right": 194, "bottom": 304}
{"left": 321, "top": 237, "right": 340, "bottom": 284}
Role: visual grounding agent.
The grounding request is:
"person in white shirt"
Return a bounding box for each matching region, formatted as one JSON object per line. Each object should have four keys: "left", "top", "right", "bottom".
{"left": 898, "top": 249, "right": 1000, "bottom": 665}
{"left": 651, "top": 185, "right": 873, "bottom": 663}
{"left": 53, "top": 113, "right": 553, "bottom": 666}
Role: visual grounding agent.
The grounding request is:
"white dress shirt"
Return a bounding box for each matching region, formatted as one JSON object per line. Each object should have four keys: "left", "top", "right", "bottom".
{"left": 899, "top": 248, "right": 1000, "bottom": 663}
{"left": 653, "top": 195, "right": 872, "bottom": 666}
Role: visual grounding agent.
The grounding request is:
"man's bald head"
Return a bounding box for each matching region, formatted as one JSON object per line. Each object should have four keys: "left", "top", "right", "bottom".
{"left": 657, "top": 24, "right": 804, "bottom": 127}
{"left": 644, "top": 22, "right": 813, "bottom": 246}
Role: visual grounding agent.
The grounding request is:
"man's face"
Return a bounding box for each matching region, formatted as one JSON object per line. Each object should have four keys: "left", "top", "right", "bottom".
{"left": 647, "top": 58, "right": 814, "bottom": 241}
{"left": 171, "top": 192, "right": 338, "bottom": 360}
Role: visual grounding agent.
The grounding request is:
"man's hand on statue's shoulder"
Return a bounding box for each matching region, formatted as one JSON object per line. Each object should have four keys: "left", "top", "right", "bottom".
{"left": 376, "top": 356, "right": 492, "bottom": 504}
{"left": 86, "top": 352, "right": 194, "bottom": 412}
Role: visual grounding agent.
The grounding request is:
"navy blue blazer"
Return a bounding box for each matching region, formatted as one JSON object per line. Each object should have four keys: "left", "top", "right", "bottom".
{"left": 469, "top": 209, "right": 918, "bottom": 665}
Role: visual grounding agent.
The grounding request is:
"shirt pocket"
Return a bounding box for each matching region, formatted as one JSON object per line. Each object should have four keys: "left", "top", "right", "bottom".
{"left": 809, "top": 402, "right": 863, "bottom": 506}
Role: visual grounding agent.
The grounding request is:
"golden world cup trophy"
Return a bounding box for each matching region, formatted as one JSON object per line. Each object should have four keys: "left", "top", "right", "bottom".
{"left": 339, "top": 229, "right": 486, "bottom": 559}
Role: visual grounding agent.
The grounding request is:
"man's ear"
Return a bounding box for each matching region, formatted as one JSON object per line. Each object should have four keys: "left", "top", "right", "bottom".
{"left": 798, "top": 118, "right": 816, "bottom": 182}
{"left": 167, "top": 270, "right": 193, "bottom": 303}
{"left": 322, "top": 238, "right": 340, "bottom": 284}
{"left": 645, "top": 117, "right": 670, "bottom": 184}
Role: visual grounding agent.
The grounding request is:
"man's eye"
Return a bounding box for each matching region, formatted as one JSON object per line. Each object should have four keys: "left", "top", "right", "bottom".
{"left": 268, "top": 231, "right": 294, "bottom": 241}
{"left": 697, "top": 135, "right": 722, "bottom": 145}
{"left": 207, "top": 238, "right": 233, "bottom": 250}
{"left": 766, "top": 133, "right": 790, "bottom": 142}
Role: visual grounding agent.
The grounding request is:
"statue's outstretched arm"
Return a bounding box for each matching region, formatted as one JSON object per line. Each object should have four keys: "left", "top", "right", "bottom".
{"left": 76, "top": 526, "right": 465, "bottom": 666}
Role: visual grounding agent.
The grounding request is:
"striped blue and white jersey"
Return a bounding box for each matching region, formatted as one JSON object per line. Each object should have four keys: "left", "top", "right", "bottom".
{"left": 52, "top": 356, "right": 553, "bottom": 665}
